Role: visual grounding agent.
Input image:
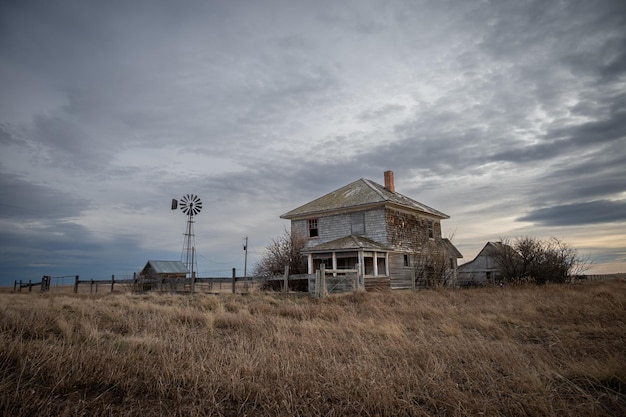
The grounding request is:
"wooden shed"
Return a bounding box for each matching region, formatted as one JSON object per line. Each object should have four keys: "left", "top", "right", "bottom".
{"left": 139, "top": 260, "right": 188, "bottom": 291}
{"left": 457, "top": 242, "right": 511, "bottom": 286}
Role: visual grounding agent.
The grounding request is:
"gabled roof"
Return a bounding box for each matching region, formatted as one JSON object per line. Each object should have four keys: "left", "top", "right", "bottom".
{"left": 477, "top": 241, "right": 512, "bottom": 257}
{"left": 142, "top": 260, "right": 188, "bottom": 275}
{"left": 442, "top": 238, "right": 463, "bottom": 258}
{"left": 458, "top": 242, "right": 515, "bottom": 269}
{"left": 280, "top": 178, "right": 448, "bottom": 219}
{"left": 302, "top": 235, "right": 392, "bottom": 253}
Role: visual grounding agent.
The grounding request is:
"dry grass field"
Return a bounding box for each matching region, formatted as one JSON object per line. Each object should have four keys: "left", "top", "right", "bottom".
{"left": 1, "top": 280, "right": 625, "bottom": 416}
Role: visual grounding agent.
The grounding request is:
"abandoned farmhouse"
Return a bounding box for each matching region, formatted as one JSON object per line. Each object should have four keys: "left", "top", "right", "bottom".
{"left": 281, "top": 171, "right": 463, "bottom": 290}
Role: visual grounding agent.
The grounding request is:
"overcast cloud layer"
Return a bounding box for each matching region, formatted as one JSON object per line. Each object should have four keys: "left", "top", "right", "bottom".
{"left": 1, "top": 0, "right": 625, "bottom": 285}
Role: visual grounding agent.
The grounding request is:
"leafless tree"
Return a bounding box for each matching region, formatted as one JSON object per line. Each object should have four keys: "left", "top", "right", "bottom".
{"left": 254, "top": 227, "right": 308, "bottom": 290}
{"left": 411, "top": 234, "right": 454, "bottom": 288}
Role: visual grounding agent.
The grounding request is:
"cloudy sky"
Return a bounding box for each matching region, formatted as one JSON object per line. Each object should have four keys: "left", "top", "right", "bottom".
{"left": 1, "top": 0, "right": 625, "bottom": 285}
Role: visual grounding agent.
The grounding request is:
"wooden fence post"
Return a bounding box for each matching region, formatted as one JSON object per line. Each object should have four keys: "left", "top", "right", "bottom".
{"left": 73, "top": 276, "right": 79, "bottom": 293}
{"left": 28, "top": 280, "right": 32, "bottom": 292}
{"left": 283, "top": 265, "right": 289, "bottom": 293}
{"left": 14, "top": 280, "right": 17, "bottom": 292}
{"left": 190, "top": 271, "right": 195, "bottom": 295}
{"left": 313, "top": 270, "right": 319, "bottom": 297}
{"left": 111, "top": 275, "right": 115, "bottom": 293}
{"left": 232, "top": 268, "right": 236, "bottom": 294}
{"left": 320, "top": 264, "right": 326, "bottom": 298}
{"left": 90, "top": 279, "right": 94, "bottom": 294}
{"left": 132, "top": 272, "right": 137, "bottom": 292}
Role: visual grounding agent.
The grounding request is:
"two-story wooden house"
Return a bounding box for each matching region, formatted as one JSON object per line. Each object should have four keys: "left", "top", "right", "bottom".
{"left": 280, "top": 171, "right": 462, "bottom": 290}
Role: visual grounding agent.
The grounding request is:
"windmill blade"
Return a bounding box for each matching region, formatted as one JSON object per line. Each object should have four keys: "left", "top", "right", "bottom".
{"left": 179, "top": 194, "right": 201, "bottom": 216}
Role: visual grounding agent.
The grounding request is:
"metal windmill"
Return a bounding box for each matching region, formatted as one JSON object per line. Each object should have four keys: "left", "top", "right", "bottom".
{"left": 171, "top": 194, "right": 202, "bottom": 278}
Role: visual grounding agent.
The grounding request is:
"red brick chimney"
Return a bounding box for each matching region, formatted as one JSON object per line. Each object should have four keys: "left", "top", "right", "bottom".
{"left": 384, "top": 170, "right": 395, "bottom": 192}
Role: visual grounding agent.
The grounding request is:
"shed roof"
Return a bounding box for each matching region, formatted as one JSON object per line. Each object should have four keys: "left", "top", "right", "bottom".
{"left": 302, "top": 235, "right": 392, "bottom": 253}
{"left": 142, "top": 260, "right": 188, "bottom": 275}
{"left": 280, "top": 178, "right": 448, "bottom": 220}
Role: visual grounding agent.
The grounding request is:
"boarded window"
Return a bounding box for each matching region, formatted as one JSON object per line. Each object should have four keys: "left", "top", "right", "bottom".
{"left": 308, "top": 218, "right": 319, "bottom": 238}
{"left": 351, "top": 212, "right": 365, "bottom": 235}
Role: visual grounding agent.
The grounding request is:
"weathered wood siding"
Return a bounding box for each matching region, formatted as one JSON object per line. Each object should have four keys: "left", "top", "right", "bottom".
{"left": 388, "top": 253, "right": 414, "bottom": 289}
{"left": 364, "top": 275, "right": 391, "bottom": 291}
{"left": 385, "top": 208, "right": 441, "bottom": 251}
{"left": 457, "top": 255, "right": 499, "bottom": 285}
{"left": 292, "top": 208, "right": 388, "bottom": 249}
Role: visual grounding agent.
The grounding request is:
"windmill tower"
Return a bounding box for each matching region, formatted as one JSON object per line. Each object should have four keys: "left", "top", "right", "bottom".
{"left": 171, "top": 194, "right": 202, "bottom": 278}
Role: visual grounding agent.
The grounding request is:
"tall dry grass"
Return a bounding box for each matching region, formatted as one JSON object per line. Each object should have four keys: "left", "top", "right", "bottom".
{"left": 1, "top": 280, "right": 624, "bottom": 416}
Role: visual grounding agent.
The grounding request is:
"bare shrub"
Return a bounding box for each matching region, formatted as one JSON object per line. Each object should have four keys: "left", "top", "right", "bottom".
{"left": 254, "top": 227, "right": 308, "bottom": 291}
{"left": 494, "top": 236, "right": 592, "bottom": 284}
{"left": 410, "top": 234, "right": 457, "bottom": 288}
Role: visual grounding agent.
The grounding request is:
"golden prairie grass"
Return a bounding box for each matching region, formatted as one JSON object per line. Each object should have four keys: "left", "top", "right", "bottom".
{"left": 0, "top": 281, "right": 625, "bottom": 416}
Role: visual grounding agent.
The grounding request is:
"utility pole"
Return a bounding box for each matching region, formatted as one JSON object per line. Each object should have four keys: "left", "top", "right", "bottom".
{"left": 243, "top": 237, "right": 248, "bottom": 289}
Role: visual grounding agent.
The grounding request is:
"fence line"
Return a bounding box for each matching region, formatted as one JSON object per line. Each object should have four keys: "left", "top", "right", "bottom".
{"left": 574, "top": 273, "right": 626, "bottom": 282}
{"left": 13, "top": 267, "right": 361, "bottom": 296}
{"left": 13, "top": 269, "right": 318, "bottom": 295}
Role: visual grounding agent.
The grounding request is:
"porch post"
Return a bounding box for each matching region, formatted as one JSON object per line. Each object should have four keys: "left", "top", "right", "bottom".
{"left": 308, "top": 253, "right": 313, "bottom": 274}
{"left": 332, "top": 252, "right": 337, "bottom": 276}
{"left": 386, "top": 253, "right": 390, "bottom": 276}
{"left": 373, "top": 252, "right": 378, "bottom": 276}
{"left": 358, "top": 250, "right": 364, "bottom": 277}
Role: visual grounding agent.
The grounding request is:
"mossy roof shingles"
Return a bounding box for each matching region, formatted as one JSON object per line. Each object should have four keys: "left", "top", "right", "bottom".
{"left": 280, "top": 178, "right": 448, "bottom": 219}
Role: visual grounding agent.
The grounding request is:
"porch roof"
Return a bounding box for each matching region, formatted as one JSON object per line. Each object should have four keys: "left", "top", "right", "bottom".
{"left": 302, "top": 235, "right": 392, "bottom": 254}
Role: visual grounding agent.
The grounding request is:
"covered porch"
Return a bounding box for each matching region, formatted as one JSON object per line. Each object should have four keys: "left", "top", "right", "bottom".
{"left": 302, "top": 235, "right": 391, "bottom": 279}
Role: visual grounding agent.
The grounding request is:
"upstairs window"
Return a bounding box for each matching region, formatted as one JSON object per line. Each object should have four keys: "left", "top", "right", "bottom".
{"left": 308, "top": 218, "right": 319, "bottom": 238}
{"left": 427, "top": 220, "right": 434, "bottom": 239}
{"left": 351, "top": 212, "right": 365, "bottom": 235}
{"left": 404, "top": 254, "right": 410, "bottom": 267}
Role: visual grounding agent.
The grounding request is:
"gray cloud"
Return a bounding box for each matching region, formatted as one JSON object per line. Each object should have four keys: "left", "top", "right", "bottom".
{"left": 518, "top": 200, "right": 626, "bottom": 226}
{"left": 0, "top": 223, "right": 163, "bottom": 281}
{"left": 0, "top": 174, "right": 89, "bottom": 220}
{"left": 1, "top": 0, "right": 625, "bottom": 282}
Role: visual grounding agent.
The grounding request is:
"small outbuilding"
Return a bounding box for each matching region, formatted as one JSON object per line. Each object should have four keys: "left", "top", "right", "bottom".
{"left": 457, "top": 242, "right": 511, "bottom": 286}
{"left": 139, "top": 261, "right": 188, "bottom": 291}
